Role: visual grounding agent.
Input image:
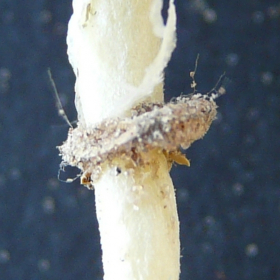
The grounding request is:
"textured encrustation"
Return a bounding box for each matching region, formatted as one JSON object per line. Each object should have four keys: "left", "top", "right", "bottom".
{"left": 58, "top": 93, "right": 217, "bottom": 188}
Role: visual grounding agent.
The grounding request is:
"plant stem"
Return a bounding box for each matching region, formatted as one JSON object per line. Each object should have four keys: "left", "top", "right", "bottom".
{"left": 60, "top": 0, "right": 215, "bottom": 279}
{"left": 95, "top": 150, "right": 180, "bottom": 280}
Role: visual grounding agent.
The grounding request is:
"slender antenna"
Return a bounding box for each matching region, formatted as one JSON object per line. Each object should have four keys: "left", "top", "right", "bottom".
{"left": 57, "top": 163, "right": 82, "bottom": 184}
{"left": 207, "top": 72, "right": 229, "bottom": 99}
{"left": 47, "top": 68, "right": 73, "bottom": 128}
{"left": 190, "top": 54, "right": 200, "bottom": 92}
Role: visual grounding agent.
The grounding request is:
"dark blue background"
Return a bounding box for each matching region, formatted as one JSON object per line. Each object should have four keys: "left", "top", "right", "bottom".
{"left": 1, "top": 0, "right": 280, "bottom": 279}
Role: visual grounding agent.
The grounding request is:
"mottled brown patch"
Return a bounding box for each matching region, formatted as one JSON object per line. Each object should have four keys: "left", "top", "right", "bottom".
{"left": 58, "top": 94, "right": 217, "bottom": 187}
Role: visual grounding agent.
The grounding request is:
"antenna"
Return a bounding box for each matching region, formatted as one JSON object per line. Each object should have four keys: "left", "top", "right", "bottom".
{"left": 47, "top": 69, "right": 73, "bottom": 128}
{"left": 190, "top": 54, "right": 200, "bottom": 92}
{"left": 207, "top": 72, "right": 230, "bottom": 99}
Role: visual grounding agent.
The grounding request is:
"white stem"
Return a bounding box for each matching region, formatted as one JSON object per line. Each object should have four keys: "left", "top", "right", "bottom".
{"left": 95, "top": 151, "right": 180, "bottom": 280}
{"left": 66, "top": 0, "right": 180, "bottom": 279}
{"left": 67, "top": 0, "right": 176, "bottom": 126}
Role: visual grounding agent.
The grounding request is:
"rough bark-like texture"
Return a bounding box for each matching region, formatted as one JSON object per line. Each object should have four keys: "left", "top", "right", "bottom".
{"left": 59, "top": 95, "right": 217, "bottom": 186}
